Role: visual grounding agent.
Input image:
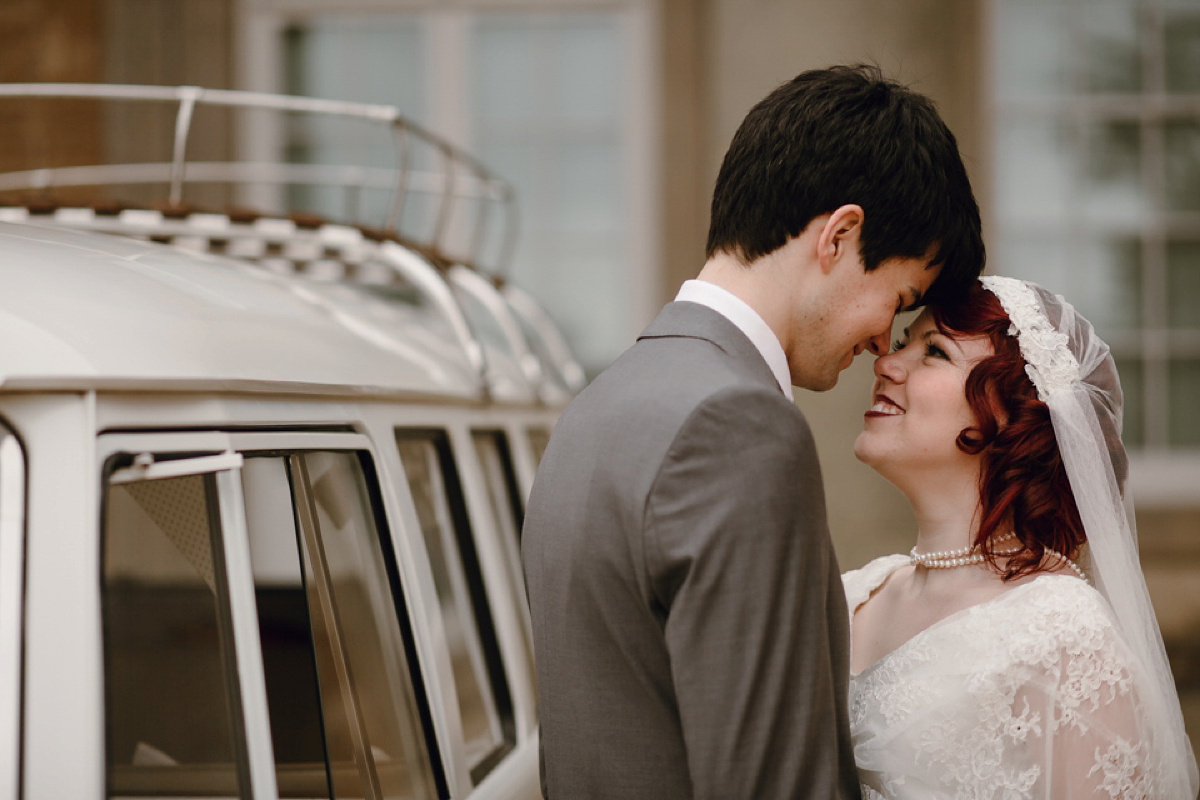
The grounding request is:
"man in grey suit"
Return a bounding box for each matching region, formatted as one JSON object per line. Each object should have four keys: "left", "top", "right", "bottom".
{"left": 522, "top": 65, "right": 984, "bottom": 799}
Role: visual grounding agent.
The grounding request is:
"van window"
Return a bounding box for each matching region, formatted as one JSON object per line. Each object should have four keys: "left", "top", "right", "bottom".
{"left": 470, "top": 431, "right": 536, "bottom": 710}
{"left": 527, "top": 427, "right": 551, "bottom": 467}
{"left": 240, "top": 457, "right": 329, "bottom": 798}
{"left": 103, "top": 472, "right": 250, "bottom": 799}
{"left": 242, "top": 453, "right": 441, "bottom": 800}
{"left": 395, "top": 431, "right": 515, "bottom": 784}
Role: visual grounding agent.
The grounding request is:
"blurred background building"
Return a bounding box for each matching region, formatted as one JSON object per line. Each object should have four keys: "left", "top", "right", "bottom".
{"left": 2, "top": 0, "right": 1198, "bottom": 760}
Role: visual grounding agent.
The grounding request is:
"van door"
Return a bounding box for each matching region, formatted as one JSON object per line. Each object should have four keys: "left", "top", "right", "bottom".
{"left": 102, "top": 447, "right": 273, "bottom": 800}
{"left": 99, "top": 433, "right": 446, "bottom": 800}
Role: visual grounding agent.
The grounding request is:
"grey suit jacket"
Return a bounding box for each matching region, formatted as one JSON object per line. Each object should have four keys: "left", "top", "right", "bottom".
{"left": 522, "top": 301, "right": 861, "bottom": 800}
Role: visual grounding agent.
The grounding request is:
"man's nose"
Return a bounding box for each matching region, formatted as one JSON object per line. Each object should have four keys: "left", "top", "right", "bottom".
{"left": 864, "top": 330, "right": 890, "bottom": 356}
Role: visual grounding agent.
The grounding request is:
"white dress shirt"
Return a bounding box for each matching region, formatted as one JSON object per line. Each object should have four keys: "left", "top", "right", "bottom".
{"left": 674, "top": 279, "right": 794, "bottom": 401}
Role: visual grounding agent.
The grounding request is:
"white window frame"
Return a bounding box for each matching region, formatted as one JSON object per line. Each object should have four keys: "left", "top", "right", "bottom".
{"left": 0, "top": 432, "right": 23, "bottom": 800}
{"left": 234, "top": 0, "right": 662, "bottom": 365}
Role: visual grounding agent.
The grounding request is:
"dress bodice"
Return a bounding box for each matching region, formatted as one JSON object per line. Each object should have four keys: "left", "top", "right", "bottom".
{"left": 843, "top": 555, "right": 1176, "bottom": 800}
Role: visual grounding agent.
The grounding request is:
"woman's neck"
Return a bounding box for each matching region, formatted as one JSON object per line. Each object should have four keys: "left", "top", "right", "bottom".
{"left": 894, "top": 465, "right": 985, "bottom": 558}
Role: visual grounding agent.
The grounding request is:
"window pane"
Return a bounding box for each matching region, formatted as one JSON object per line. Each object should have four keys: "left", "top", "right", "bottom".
{"left": 556, "top": 16, "right": 623, "bottom": 124}
{"left": 1115, "top": 357, "right": 1145, "bottom": 448}
{"left": 241, "top": 458, "right": 331, "bottom": 799}
{"left": 295, "top": 451, "right": 440, "bottom": 800}
{"left": 998, "top": 236, "right": 1140, "bottom": 336}
{"left": 992, "top": 1, "right": 1073, "bottom": 98}
{"left": 1080, "top": 2, "right": 1142, "bottom": 93}
{"left": 395, "top": 434, "right": 514, "bottom": 783}
{"left": 1166, "top": 10, "right": 1200, "bottom": 93}
{"left": 1075, "top": 238, "right": 1142, "bottom": 335}
{"left": 995, "top": 236, "right": 1073, "bottom": 290}
{"left": 1168, "top": 241, "right": 1200, "bottom": 329}
{"left": 475, "top": 23, "right": 537, "bottom": 125}
{"left": 472, "top": 11, "right": 629, "bottom": 375}
{"left": 1166, "top": 121, "right": 1200, "bottom": 212}
{"left": 1082, "top": 121, "right": 1145, "bottom": 223}
{"left": 994, "top": 118, "right": 1075, "bottom": 224}
{"left": 283, "top": 16, "right": 428, "bottom": 230}
{"left": 558, "top": 142, "right": 621, "bottom": 235}
{"left": 103, "top": 473, "right": 247, "bottom": 799}
{"left": 471, "top": 431, "right": 536, "bottom": 717}
{"left": 998, "top": 235, "right": 1134, "bottom": 322}
{"left": 1169, "top": 360, "right": 1200, "bottom": 446}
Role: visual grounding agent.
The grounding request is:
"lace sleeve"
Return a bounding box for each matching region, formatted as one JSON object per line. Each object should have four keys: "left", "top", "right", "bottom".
{"left": 1020, "top": 581, "right": 1172, "bottom": 799}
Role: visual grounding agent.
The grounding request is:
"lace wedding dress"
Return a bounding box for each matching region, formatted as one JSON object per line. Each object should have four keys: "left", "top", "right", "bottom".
{"left": 843, "top": 554, "right": 1187, "bottom": 800}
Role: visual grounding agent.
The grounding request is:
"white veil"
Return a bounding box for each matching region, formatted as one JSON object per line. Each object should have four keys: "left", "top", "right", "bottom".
{"left": 981, "top": 275, "right": 1199, "bottom": 799}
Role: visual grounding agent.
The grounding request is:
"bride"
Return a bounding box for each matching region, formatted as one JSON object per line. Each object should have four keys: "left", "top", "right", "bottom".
{"left": 845, "top": 275, "right": 1199, "bottom": 799}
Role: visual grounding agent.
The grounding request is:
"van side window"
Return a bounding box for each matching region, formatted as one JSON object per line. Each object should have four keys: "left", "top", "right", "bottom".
{"left": 243, "top": 453, "right": 441, "bottom": 800}
{"left": 395, "top": 431, "right": 515, "bottom": 784}
{"left": 526, "top": 428, "right": 551, "bottom": 468}
{"left": 470, "top": 431, "right": 536, "bottom": 710}
{"left": 102, "top": 472, "right": 250, "bottom": 799}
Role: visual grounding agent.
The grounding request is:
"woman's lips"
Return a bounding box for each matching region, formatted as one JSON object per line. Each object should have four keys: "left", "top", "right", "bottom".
{"left": 865, "top": 394, "right": 904, "bottom": 417}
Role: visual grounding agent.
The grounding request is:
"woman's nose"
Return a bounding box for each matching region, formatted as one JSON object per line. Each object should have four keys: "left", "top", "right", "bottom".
{"left": 873, "top": 350, "right": 905, "bottom": 383}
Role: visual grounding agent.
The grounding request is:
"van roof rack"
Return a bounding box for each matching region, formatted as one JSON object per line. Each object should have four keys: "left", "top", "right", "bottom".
{"left": 0, "top": 83, "right": 518, "bottom": 277}
{"left": 0, "top": 83, "right": 587, "bottom": 400}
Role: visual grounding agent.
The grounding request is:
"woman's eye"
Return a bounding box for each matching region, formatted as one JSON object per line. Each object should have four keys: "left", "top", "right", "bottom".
{"left": 891, "top": 339, "right": 906, "bottom": 353}
{"left": 925, "top": 343, "right": 949, "bottom": 359}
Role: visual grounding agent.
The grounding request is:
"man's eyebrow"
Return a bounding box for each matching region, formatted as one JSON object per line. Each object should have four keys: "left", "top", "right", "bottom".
{"left": 900, "top": 287, "right": 925, "bottom": 313}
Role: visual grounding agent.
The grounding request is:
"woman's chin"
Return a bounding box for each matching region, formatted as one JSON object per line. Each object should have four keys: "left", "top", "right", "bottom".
{"left": 852, "top": 435, "right": 882, "bottom": 468}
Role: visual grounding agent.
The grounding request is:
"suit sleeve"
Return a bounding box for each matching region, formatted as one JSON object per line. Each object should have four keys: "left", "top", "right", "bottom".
{"left": 645, "top": 386, "right": 856, "bottom": 800}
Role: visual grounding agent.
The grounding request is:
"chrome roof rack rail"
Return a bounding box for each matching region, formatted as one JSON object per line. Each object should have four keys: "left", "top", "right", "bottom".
{"left": 0, "top": 83, "right": 518, "bottom": 276}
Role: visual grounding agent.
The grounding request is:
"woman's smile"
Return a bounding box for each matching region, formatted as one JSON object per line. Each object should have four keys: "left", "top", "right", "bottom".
{"left": 866, "top": 393, "right": 904, "bottom": 417}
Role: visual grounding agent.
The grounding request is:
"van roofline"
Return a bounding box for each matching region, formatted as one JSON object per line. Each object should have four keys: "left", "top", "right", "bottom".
{"left": 0, "top": 376, "right": 485, "bottom": 404}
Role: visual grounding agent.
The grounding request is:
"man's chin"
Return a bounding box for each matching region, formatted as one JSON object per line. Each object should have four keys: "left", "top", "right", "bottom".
{"left": 794, "top": 372, "right": 839, "bottom": 393}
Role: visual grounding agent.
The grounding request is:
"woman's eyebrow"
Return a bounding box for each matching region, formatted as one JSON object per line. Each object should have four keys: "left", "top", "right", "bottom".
{"left": 924, "top": 327, "right": 969, "bottom": 356}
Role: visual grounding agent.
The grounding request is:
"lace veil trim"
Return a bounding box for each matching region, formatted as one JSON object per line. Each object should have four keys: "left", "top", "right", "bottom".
{"left": 979, "top": 275, "right": 1079, "bottom": 401}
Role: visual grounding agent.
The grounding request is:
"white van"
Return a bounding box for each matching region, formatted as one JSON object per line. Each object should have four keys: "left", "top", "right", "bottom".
{"left": 0, "top": 85, "right": 580, "bottom": 800}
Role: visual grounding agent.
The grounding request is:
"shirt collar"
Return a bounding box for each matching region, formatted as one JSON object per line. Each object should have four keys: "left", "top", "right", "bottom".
{"left": 674, "top": 279, "right": 794, "bottom": 401}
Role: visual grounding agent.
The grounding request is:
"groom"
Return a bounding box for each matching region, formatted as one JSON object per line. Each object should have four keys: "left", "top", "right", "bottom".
{"left": 522, "top": 65, "right": 984, "bottom": 799}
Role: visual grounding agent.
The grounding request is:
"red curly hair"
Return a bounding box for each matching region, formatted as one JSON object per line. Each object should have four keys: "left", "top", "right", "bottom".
{"left": 929, "top": 283, "right": 1086, "bottom": 580}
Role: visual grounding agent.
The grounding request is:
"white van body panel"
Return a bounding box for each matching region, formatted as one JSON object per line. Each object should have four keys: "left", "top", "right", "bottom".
{"left": 0, "top": 222, "right": 481, "bottom": 400}
{"left": 16, "top": 393, "right": 106, "bottom": 799}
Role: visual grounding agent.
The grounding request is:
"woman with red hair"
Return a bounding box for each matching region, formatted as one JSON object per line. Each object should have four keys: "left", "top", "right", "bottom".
{"left": 844, "top": 277, "right": 1197, "bottom": 798}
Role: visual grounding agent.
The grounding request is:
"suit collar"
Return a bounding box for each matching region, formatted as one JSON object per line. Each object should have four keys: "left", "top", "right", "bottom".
{"left": 638, "top": 301, "right": 787, "bottom": 396}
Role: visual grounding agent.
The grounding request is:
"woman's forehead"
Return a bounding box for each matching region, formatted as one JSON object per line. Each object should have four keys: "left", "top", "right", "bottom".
{"left": 908, "top": 308, "right": 995, "bottom": 359}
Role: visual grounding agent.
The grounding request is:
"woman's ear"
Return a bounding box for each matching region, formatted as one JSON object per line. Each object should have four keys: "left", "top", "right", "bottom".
{"left": 817, "top": 204, "right": 865, "bottom": 274}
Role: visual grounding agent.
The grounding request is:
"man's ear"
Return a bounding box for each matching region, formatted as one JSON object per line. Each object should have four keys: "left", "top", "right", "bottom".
{"left": 817, "top": 204, "right": 865, "bottom": 274}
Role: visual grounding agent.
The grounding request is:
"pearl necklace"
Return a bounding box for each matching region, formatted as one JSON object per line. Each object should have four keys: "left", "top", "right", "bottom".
{"left": 910, "top": 531, "right": 1017, "bottom": 569}
{"left": 1042, "top": 548, "right": 1089, "bottom": 582}
{"left": 910, "top": 531, "right": 1089, "bottom": 581}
